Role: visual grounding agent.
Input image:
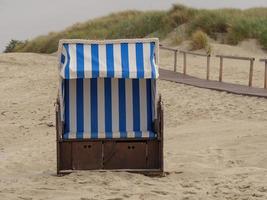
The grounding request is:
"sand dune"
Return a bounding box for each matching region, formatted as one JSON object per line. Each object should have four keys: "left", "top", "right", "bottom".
{"left": 0, "top": 46, "right": 267, "bottom": 199}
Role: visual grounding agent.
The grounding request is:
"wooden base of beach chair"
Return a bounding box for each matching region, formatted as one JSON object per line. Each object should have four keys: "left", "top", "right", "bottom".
{"left": 56, "top": 97, "right": 164, "bottom": 175}
{"left": 56, "top": 139, "right": 163, "bottom": 175}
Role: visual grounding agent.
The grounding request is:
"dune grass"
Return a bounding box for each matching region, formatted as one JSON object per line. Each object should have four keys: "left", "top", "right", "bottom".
{"left": 5, "top": 4, "right": 267, "bottom": 53}
{"left": 191, "top": 30, "right": 209, "bottom": 50}
{"left": 11, "top": 11, "right": 170, "bottom": 53}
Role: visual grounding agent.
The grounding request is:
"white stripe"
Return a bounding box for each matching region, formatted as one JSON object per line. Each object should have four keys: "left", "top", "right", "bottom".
{"left": 83, "top": 79, "right": 91, "bottom": 138}
{"left": 69, "top": 44, "right": 77, "bottom": 79}
{"left": 98, "top": 132, "right": 106, "bottom": 138}
{"left": 83, "top": 44, "right": 92, "bottom": 78}
{"left": 113, "top": 44, "right": 122, "bottom": 78}
{"left": 69, "top": 79, "right": 77, "bottom": 138}
{"left": 68, "top": 132, "right": 76, "bottom": 139}
{"left": 142, "top": 131, "right": 150, "bottom": 138}
{"left": 151, "top": 44, "right": 159, "bottom": 78}
{"left": 98, "top": 44, "right": 107, "bottom": 77}
{"left": 128, "top": 43, "right": 137, "bottom": 78}
{"left": 125, "top": 79, "right": 133, "bottom": 132}
{"left": 142, "top": 43, "right": 151, "bottom": 78}
{"left": 139, "top": 79, "right": 147, "bottom": 131}
{"left": 127, "top": 131, "right": 135, "bottom": 138}
{"left": 111, "top": 79, "right": 119, "bottom": 133}
{"left": 112, "top": 132, "right": 120, "bottom": 138}
{"left": 97, "top": 78, "right": 105, "bottom": 133}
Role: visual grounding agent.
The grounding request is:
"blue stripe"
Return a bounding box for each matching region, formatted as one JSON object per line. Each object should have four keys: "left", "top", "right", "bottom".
{"left": 132, "top": 79, "right": 141, "bottom": 137}
{"left": 146, "top": 79, "right": 153, "bottom": 131}
{"left": 76, "top": 79, "right": 84, "bottom": 139}
{"left": 61, "top": 54, "right": 65, "bottom": 64}
{"left": 135, "top": 43, "right": 144, "bottom": 78}
{"left": 118, "top": 79, "right": 126, "bottom": 137}
{"left": 91, "top": 44, "right": 99, "bottom": 78}
{"left": 149, "top": 131, "right": 155, "bottom": 138}
{"left": 63, "top": 45, "right": 69, "bottom": 137}
{"left": 121, "top": 43, "right": 129, "bottom": 78}
{"left": 64, "top": 44, "right": 70, "bottom": 79}
{"left": 76, "top": 44, "right": 84, "bottom": 78}
{"left": 106, "top": 44, "right": 114, "bottom": 77}
{"left": 105, "top": 78, "right": 112, "bottom": 138}
{"left": 150, "top": 42, "right": 156, "bottom": 78}
{"left": 64, "top": 80, "right": 70, "bottom": 139}
{"left": 91, "top": 78, "right": 98, "bottom": 138}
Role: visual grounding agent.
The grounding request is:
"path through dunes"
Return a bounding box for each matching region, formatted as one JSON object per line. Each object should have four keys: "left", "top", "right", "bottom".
{"left": 0, "top": 52, "right": 267, "bottom": 200}
{"left": 159, "top": 68, "right": 267, "bottom": 98}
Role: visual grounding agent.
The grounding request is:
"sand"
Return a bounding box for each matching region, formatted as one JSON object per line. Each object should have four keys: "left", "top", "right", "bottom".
{"left": 0, "top": 43, "right": 267, "bottom": 200}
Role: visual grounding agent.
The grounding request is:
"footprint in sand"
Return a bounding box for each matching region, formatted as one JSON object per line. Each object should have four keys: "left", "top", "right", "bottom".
{"left": 258, "top": 186, "right": 267, "bottom": 193}
{"left": 181, "top": 196, "right": 197, "bottom": 200}
{"left": 226, "top": 159, "right": 244, "bottom": 167}
{"left": 183, "top": 190, "right": 197, "bottom": 195}
{"left": 151, "top": 190, "right": 169, "bottom": 195}
{"left": 106, "top": 198, "right": 123, "bottom": 200}
{"left": 18, "top": 197, "right": 32, "bottom": 200}
{"left": 180, "top": 182, "right": 194, "bottom": 188}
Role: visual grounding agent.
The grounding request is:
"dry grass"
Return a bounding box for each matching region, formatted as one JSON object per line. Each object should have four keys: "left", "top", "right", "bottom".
{"left": 191, "top": 30, "right": 209, "bottom": 50}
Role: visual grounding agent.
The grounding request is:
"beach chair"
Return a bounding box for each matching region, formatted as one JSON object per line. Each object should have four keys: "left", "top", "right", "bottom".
{"left": 55, "top": 38, "right": 164, "bottom": 174}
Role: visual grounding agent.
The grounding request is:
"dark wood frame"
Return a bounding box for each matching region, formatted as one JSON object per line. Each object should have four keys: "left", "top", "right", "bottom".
{"left": 55, "top": 95, "right": 164, "bottom": 175}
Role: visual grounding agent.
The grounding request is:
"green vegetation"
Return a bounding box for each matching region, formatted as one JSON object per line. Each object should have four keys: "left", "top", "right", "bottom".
{"left": 191, "top": 30, "right": 209, "bottom": 50}
{"left": 5, "top": 5, "right": 267, "bottom": 53}
{"left": 4, "top": 39, "right": 27, "bottom": 53}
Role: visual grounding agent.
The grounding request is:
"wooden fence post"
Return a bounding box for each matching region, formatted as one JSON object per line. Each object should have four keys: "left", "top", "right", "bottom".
{"left": 206, "top": 55, "right": 210, "bottom": 80}
{"left": 219, "top": 57, "right": 223, "bottom": 82}
{"left": 265, "top": 61, "right": 267, "bottom": 89}
{"left": 183, "top": 52, "right": 187, "bottom": 75}
{"left": 259, "top": 59, "right": 267, "bottom": 89}
{"left": 249, "top": 59, "right": 254, "bottom": 87}
{"left": 174, "top": 50, "right": 177, "bottom": 72}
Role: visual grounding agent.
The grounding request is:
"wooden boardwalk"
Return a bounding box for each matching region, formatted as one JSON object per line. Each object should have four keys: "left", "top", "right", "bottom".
{"left": 159, "top": 68, "right": 267, "bottom": 98}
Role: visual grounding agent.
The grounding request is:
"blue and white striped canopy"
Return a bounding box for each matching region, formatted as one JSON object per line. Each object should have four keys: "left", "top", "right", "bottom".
{"left": 59, "top": 39, "right": 159, "bottom": 79}
{"left": 58, "top": 39, "right": 158, "bottom": 139}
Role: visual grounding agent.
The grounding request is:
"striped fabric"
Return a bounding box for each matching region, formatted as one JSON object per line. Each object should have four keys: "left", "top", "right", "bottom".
{"left": 60, "top": 41, "right": 158, "bottom": 79}
{"left": 63, "top": 78, "right": 156, "bottom": 139}
{"left": 58, "top": 39, "right": 159, "bottom": 139}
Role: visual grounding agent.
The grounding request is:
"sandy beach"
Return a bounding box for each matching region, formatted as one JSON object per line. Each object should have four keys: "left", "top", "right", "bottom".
{"left": 1, "top": 42, "right": 267, "bottom": 199}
